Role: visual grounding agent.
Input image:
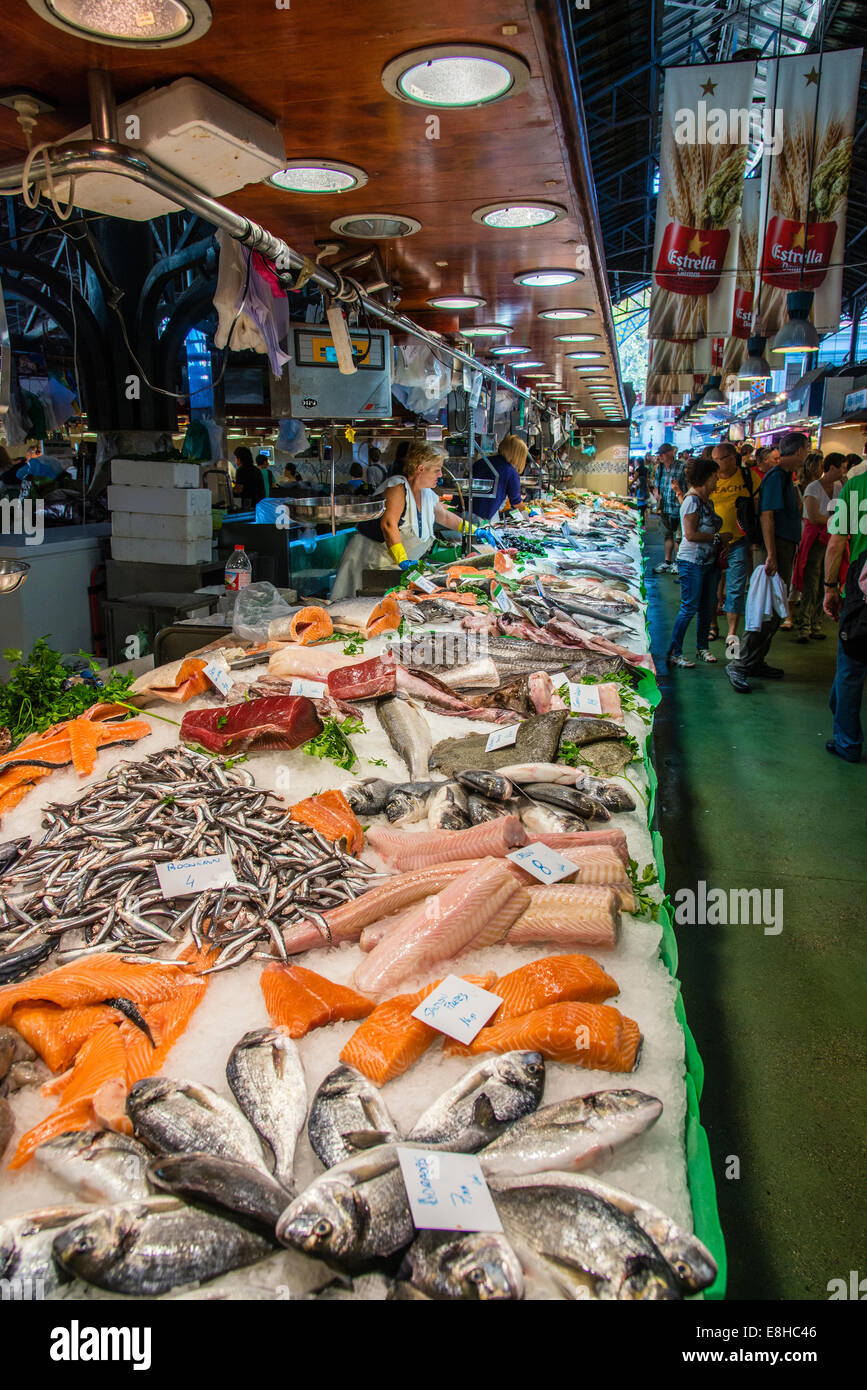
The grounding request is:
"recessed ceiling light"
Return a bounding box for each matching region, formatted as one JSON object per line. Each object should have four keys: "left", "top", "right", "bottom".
{"left": 567, "top": 351, "right": 604, "bottom": 360}
{"left": 555, "top": 334, "right": 599, "bottom": 344}
{"left": 331, "top": 212, "right": 421, "bottom": 239}
{"left": 473, "top": 202, "right": 567, "bottom": 229}
{"left": 514, "top": 268, "right": 582, "bottom": 286}
{"left": 571, "top": 364, "right": 608, "bottom": 373}
{"left": 26, "top": 0, "right": 211, "bottom": 45}
{"left": 427, "top": 294, "right": 486, "bottom": 309}
{"left": 270, "top": 159, "right": 368, "bottom": 194}
{"left": 489, "top": 345, "right": 530, "bottom": 356}
{"left": 382, "top": 44, "right": 530, "bottom": 108}
{"left": 514, "top": 360, "right": 545, "bottom": 369}
{"left": 459, "top": 323, "right": 511, "bottom": 338}
{"left": 537, "top": 308, "right": 592, "bottom": 321}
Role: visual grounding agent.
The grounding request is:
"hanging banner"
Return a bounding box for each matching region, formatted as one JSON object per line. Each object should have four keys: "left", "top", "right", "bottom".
{"left": 645, "top": 337, "right": 712, "bottom": 407}
{"left": 649, "top": 61, "right": 756, "bottom": 341}
{"left": 722, "top": 179, "right": 762, "bottom": 381}
{"left": 757, "top": 48, "right": 863, "bottom": 336}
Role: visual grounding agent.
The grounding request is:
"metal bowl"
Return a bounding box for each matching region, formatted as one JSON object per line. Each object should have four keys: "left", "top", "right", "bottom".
{"left": 0, "top": 559, "right": 29, "bottom": 594}
{"left": 285, "top": 496, "right": 386, "bottom": 524}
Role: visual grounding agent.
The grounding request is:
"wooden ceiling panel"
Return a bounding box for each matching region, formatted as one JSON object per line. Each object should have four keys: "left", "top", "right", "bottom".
{"left": 0, "top": 0, "right": 621, "bottom": 413}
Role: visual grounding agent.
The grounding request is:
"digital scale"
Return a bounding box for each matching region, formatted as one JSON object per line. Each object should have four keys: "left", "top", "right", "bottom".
{"left": 285, "top": 321, "right": 392, "bottom": 419}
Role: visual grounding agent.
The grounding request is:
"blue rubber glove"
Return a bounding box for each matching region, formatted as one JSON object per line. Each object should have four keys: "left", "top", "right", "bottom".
{"left": 398, "top": 559, "right": 417, "bottom": 571}
{"left": 474, "top": 527, "right": 499, "bottom": 549}
{"left": 527, "top": 507, "right": 540, "bottom": 517}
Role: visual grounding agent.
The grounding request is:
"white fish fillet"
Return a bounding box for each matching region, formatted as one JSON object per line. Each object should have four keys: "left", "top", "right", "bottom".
{"left": 352, "top": 859, "right": 523, "bottom": 997}
{"left": 506, "top": 885, "right": 620, "bottom": 947}
{"left": 433, "top": 658, "right": 501, "bottom": 691}
{"left": 267, "top": 645, "right": 359, "bottom": 679}
{"left": 365, "top": 816, "right": 528, "bottom": 872}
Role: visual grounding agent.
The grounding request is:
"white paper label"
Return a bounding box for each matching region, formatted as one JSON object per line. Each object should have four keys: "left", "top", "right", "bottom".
{"left": 492, "top": 583, "right": 513, "bottom": 613}
{"left": 397, "top": 1148, "right": 503, "bottom": 1233}
{"left": 507, "top": 841, "right": 581, "bottom": 884}
{"left": 411, "top": 974, "right": 503, "bottom": 1044}
{"left": 536, "top": 577, "right": 547, "bottom": 599}
{"left": 425, "top": 425, "right": 444, "bottom": 441}
{"left": 412, "top": 575, "right": 439, "bottom": 594}
{"left": 157, "top": 853, "right": 238, "bottom": 898}
{"left": 289, "top": 678, "right": 327, "bottom": 699}
{"left": 485, "top": 723, "right": 520, "bottom": 752}
{"left": 561, "top": 521, "right": 572, "bottom": 538}
{"left": 203, "top": 661, "right": 234, "bottom": 697}
{"left": 569, "top": 682, "right": 603, "bottom": 715}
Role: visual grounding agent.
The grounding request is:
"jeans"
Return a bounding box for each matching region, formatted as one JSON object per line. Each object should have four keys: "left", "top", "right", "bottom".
{"left": 723, "top": 540, "right": 750, "bottom": 616}
{"left": 795, "top": 538, "right": 825, "bottom": 636}
{"left": 731, "top": 537, "right": 796, "bottom": 674}
{"left": 669, "top": 559, "right": 718, "bottom": 654}
{"left": 829, "top": 639, "right": 866, "bottom": 759}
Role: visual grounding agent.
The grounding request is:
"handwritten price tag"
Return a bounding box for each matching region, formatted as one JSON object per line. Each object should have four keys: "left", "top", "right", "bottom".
{"left": 411, "top": 974, "right": 503, "bottom": 1044}
{"left": 507, "top": 841, "right": 580, "bottom": 884}
{"left": 397, "top": 1148, "right": 503, "bottom": 1233}
{"left": 485, "top": 723, "right": 520, "bottom": 753}
{"left": 203, "top": 661, "right": 234, "bottom": 697}
{"left": 411, "top": 575, "right": 439, "bottom": 594}
{"left": 288, "top": 678, "right": 327, "bottom": 699}
{"left": 492, "top": 583, "right": 513, "bottom": 613}
{"left": 568, "top": 682, "right": 603, "bottom": 715}
{"left": 156, "top": 853, "right": 237, "bottom": 899}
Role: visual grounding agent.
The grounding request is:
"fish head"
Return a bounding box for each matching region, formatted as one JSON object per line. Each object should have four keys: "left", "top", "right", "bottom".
{"left": 277, "top": 1178, "right": 362, "bottom": 1262}
{"left": 52, "top": 1206, "right": 132, "bottom": 1280}
{"left": 590, "top": 1089, "right": 663, "bottom": 1137}
{"left": 492, "top": 1051, "right": 546, "bottom": 1101}
{"left": 446, "top": 1233, "right": 525, "bottom": 1301}
{"left": 665, "top": 1240, "right": 718, "bottom": 1295}
{"left": 0, "top": 1225, "right": 15, "bottom": 1278}
{"left": 620, "top": 1254, "right": 681, "bottom": 1300}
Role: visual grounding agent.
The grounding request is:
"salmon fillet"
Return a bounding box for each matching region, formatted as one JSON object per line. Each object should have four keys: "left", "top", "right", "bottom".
{"left": 0, "top": 957, "right": 197, "bottom": 1024}
{"left": 9, "top": 1023, "right": 130, "bottom": 1169}
{"left": 122, "top": 979, "right": 209, "bottom": 1086}
{"left": 260, "top": 962, "right": 374, "bottom": 1038}
{"left": 10, "top": 1002, "right": 123, "bottom": 1073}
{"left": 289, "top": 789, "right": 363, "bottom": 855}
{"left": 289, "top": 606, "right": 334, "bottom": 645}
{"left": 340, "top": 973, "right": 497, "bottom": 1085}
{"left": 491, "top": 954, "right": 619, "bottom": 1018}
{"left": 457, "top": 1000, "right": 642, "bottom": 1072}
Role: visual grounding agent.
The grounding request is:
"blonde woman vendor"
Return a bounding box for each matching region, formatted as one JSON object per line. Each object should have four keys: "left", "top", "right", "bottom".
{"left": 330, "top": 442, "right": 497, "bottom": 600}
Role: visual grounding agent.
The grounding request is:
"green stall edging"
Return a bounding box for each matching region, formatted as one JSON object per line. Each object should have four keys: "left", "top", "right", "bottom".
{"left": 644, "top": 678, "right": 727, "bottom": 1299}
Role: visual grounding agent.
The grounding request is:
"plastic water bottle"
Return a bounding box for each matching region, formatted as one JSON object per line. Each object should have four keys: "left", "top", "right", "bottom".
{"left": 225, "top": 544, "right": 252, "bottom": 593}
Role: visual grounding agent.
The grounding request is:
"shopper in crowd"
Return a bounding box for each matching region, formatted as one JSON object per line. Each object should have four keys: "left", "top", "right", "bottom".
{"left": 824, "top": 461, "right": 867, "bottom": 761}
{"left": 727, "top": 431, "right": 807, "bottom": 693}
{"left": 652, "top": 443, "right": 688, "bottom": 575}
{"left": 232, "top": 445, "right": 265, "bottom": 506}
{"left": 633, "top": 454, "right": 650, "bottom": 512}
{"left": 844, "top": 451, "right": 866, "bottom": 479}
{"left": 711, "top": 440, "right": 755, "bottom": 658}
{"left": 666, "top": 458, "right": 728, "bottom": 668}
{"left": 739, "top": 441, "right": 755, "bottom": 464}
{"left": 792, "top": 452, "right": 845, "bottom": 643}
{"left": 751, "top": 444, "right": 779, "bottom": 491}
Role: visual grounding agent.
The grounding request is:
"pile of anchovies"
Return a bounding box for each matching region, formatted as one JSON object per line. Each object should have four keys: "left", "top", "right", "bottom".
{"left": 0, "top": 748, "right": 382, "bottom": 984}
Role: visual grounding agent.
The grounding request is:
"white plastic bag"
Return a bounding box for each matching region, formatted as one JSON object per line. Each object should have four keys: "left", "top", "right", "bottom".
{"left": 744, "top": 566, "right": 788, "bottom": 632}
{"left": 232, "top": 582, "right": 296, "bottom": 642}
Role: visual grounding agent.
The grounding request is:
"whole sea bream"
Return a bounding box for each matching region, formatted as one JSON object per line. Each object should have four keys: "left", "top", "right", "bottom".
{"left": 226, "top": 1029, "right": 307, "bottom": 1190}
{"left": 406, "top": 1052, "right": 545, "bottom": 1150}
{"left": 126, "top": 1077, "right": 267, "bottom": 1170}
{"left": 308, "top": 1065, "right": 401, "bottom": 1168}
{"left": 277, "top": 1145, "right": 414, "bottom": 1267}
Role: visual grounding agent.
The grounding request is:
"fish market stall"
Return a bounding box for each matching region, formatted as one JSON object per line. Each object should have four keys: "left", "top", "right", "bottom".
{"left": 0, "top": 494, "right": 724, "bottom": 1301}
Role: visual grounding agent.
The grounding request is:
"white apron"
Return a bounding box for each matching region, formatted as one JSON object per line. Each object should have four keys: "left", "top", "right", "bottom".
{"left": 330, "top": 477, "right": 437, "bottom": 600}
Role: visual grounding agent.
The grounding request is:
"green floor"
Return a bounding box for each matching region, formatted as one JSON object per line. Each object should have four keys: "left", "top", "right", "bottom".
{"left": 645, "top": 520, "right": 866, "bottom": 1300}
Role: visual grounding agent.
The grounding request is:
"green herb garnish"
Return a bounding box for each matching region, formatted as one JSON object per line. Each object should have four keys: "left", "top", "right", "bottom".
{"left": 216, "top": 715, "right": 228, "bottom": 728}
{"left": 342, "top": 637, "right": 366, "bottom": 655}
{"left": 302, "top": 715, "right": 368, "bottom": 773}
{"left": 368, "top": 757, "right": 387, "bottom": 767}
{"left": 0, "top": 639, "right": 136, "bottom": 746}
{"left": 627, "top": 858, "right": 659, "bottom": 918}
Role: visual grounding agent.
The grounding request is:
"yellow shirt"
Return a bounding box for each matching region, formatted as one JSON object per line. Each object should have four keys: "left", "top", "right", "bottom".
{"left": 711, "top": 468, "right": 751, "bottom": 538}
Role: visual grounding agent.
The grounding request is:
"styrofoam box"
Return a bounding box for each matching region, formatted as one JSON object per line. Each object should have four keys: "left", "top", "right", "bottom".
{"left": 110, "top": 536, "right": 212, "bottom": 566}
{"left": 59, "top": 78, "right": 286, "bottom": 222}
{"left": 107, "top": 485, "right": 212, "bottom": 517}
{"left": 111, "top": 512, "right": 213, "bottom": 543}
{"left": 111, "top": 460, "right": 201, "bottom": 490}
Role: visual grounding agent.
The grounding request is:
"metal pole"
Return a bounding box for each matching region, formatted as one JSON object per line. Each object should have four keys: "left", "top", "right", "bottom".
{"left": 464, "top": 389, "right": 474, "bottom": 557}
{"left": 87, "top": 70, "right": 118, "bottom": 144}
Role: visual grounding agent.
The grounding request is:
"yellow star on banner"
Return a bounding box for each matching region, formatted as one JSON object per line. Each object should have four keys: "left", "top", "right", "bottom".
{"left": 805, "top": 66, "right": 820, "bottom": 85}
{"left": 686, "top": 232, "right": 708, "bottom": 255}
{"left": 791, "top": 226, "right": 806, "bottom": 249}
{"left": 700, "top": 78, "right": 718, "bottom": 96}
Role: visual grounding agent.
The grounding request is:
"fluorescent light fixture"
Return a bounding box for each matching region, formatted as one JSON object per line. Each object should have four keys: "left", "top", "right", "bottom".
{"left": 459, "top": 323, "right": 511, "bottom": 338}
{"left": 27, "top": 0, "right": 211, "bottom": 45}
{"left": 514, "top": 268, "right": 582, "bottom": 286}
{"left": 270, "top": 159, "right": 367, "bottom": 194}
{"left": 382, "top": 44, "right": 530, "bottom": 108}
{"left": 537, "top": 308, "right": 592, "bottom": 321}
{"left": 473, "top": 202, "right": 567, "bottom": 229}
{"left": 489, "top": 345, "right": 531, "bottom": 356}
{"left": 554, "top": 333, "right": 598, "bottom": 343}
{"left": 514, "top": 360, "right": 545, "bottom": 369}
{"left": 331, "top": 213, "right": 421, "bottom": 239}
{"left": 565, "top": 351, "right": 603, "bottom": 360}
{"left": 427, "top": 294, "right": 486, "bottom": 309}
{"left": 770, "top": 291, "right": 820, "bottom": 355}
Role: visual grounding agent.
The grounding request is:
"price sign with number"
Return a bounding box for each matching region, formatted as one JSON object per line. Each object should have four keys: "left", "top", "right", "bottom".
{"left": 412, "top": 575, "right": 439, "bottom": 594}
{"left": 203, "top": 661, "right": 234, "bottom": 697}
{"left": 492, "top": 583, "right": 513, "bottom": 613}
{"left": 397, "top": 1148, "right": 503, "bottom": 1232}
{"left": 568, "top": 682, "right": 603, "bottom": 715}
{"left": 289, "top": 678, "right": 327, "bottom": 699}
{"left": 485, "top": 723, "right": 520, "bottom": 753}
{"left": 156, "top": 853, "right": 237, "bottom": 899}
{"left": 411, "top": 974, "right": 503, "bottom": 1044}
{"left": 507, "top": 841, "right": 580, "bottom": 884}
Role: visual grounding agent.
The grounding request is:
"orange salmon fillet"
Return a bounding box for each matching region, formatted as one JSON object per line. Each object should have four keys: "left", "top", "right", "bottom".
{"left": 365, "top": 594, "right": 401, "bottom": 637}
{"left": 0, "top": 956, "right": 196, "bottom": 1024}
{"left": 490, "top": 954, "right": 619, "bottom": 1019}
{"left": 289, "top": 789, "right": 363, "bottom": 855}
{"left": 10, "top": 1002, "right": 123, "bottom": 1073}
{"left": 9, "top": 1023, "right": 130, "bottom": 1169}
{"left": 340, "top": 973, "right": 497, "bottom": 1086}
{"left": 261, "top": 962, "right": 374, "bottom": 1039}
{"left": 121, "top": 978, "right": 209, "bottom": 1086}
{"left": 290, "top": 606, "right": 334, "bottom": 645}
{"left": 457, "top": 1000, "right": 642, "bottom": 1072}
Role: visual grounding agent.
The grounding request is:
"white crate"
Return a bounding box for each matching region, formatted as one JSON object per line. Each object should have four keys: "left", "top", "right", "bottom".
{"left": 107, "top": 485, "right": 213, "bottom": 517}
{"left": 110, "top": 535, "right": 213, "bottom": 565}
{"left": 110, "top": 460, "right": 201, "bottom": 489}
{"left": 111, "top": 512, "right": 213, "bottom": 542}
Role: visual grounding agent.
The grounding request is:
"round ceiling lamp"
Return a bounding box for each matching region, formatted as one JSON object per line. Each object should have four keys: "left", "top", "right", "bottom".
{"left": 270, "top": 159, "right": 368, "bottom": 194}
{"left": 427, "top": 294, "right": 486, "bottom": 309}
{"left": 537, "top": 308, "right": 592, "bottom": 321}
{"left": 330, "top": 212, "right": 421, "bottom": 239}
{"left": 26, "top": 0, "right": 211, "bottom": 45}
{"left": 382, "top": 44, "right": 530, "bottom": 108}
{"left": 566, "top": 350, "right": 603, "bottom": 360}
{"left": 514, "top": 268, "right": 582, "bottom": 286}
{"left": 489, "top": 345, "right": 530, "bottom": 356}
{"left": 473, "top": 201, "right": 567, "bottom": 229}
{"left": 459, "top": 323, "right": 511, "bottom": 338}
{"left": 513, "top": 360, "right": 545, "bottom": 369}
{"left": 738, "top": 335, "right": 772, "bottom": 382}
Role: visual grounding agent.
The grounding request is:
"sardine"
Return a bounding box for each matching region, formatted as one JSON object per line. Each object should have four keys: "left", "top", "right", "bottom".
{"left": 427, "top": 781, "right": 470, "bottom": 831}
{"left": 52, "top": 1196, "right": 274, "bottom": 1295}
{"left": 402, "top": 1230, "right": 524, "bottom": 1301}
{"left": 0, "top": 1205, "right": 87, "bottom": 1294}
{"left": 226, "top": 1029, "right": 307, "bottom": 1190}
{"left": 34, "top": 1130, "right": 154, "bottom": 1203}
{"left": 126, "top": 1077, "right": 268, "bottom": 1171}
{"left": 407, "top": 1053, "right": 545, "bottom": 1151}
{"left": 277, "top": 1145, "right": 413, "bottom": 1267}
{"left": 148, "top": 1152, "right": 291, "bottom": 1229}
{"left": 0, "top": 837, "right": 30, "bottom": 878}
{"left": 376, "top": 696, "right": 432, "bottom": 780}
{"left": 479, "top": 1089, "right": 663, "bottom": 1177}
{"left": 308, "top": 1065, "right": 401, "bottom": 1169}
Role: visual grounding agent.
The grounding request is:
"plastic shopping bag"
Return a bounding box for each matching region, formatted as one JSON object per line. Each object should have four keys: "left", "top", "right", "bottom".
{"left": 744, "top": 565, "right": 788, "bottom": 632}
